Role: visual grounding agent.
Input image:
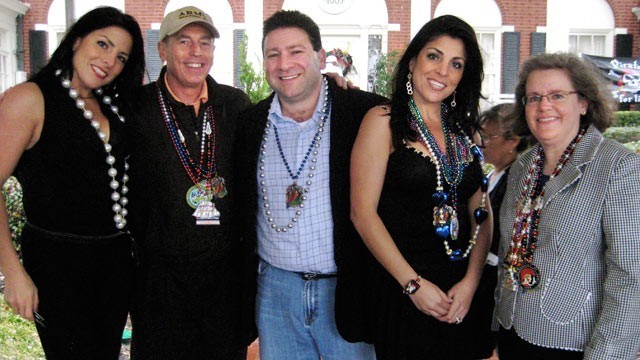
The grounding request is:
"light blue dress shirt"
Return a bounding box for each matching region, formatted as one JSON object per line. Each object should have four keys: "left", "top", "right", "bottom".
{"left": 256, "top": 85, "right": 336, "bottom": 274}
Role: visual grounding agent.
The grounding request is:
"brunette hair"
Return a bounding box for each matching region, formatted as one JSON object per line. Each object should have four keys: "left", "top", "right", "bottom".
{"left": 32, "top": 6, "right": 145, "bottom": 101}
{"left": 389, "top": 15, "right": 484, "bottom": 149}
{"left": 512, "top": 52, "right": 615, "bottom": 135}
{"left": 262, "top": 10, "right": 322, "bottom": 52}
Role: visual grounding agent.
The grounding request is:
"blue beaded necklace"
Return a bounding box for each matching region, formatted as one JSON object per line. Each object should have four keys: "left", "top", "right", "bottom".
{"left": 258, "top": 77, "right": 331, "bottom": 232}
{"left": 409, "top": 100, "right": 468, "bottom": 187}
{"left": 156, "top": 85, "right": 226, "bottom": 225}
{"left": 407, "top": 99, "right": 489, "bottom": 261}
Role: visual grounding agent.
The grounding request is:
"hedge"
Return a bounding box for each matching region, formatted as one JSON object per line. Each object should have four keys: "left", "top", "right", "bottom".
{"left": 603, "top": 126, "right": 640, "bottom": 144}
{"left": 614, "top": 111, "right": 640, "bottom": 127}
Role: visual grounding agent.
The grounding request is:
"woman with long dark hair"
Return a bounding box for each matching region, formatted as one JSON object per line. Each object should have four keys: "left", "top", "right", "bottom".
{"left": 0, "top": 7, "right": 144, "bottom": 359}
{"left": 350, "top": 15, "right": 493, "bottom": 359}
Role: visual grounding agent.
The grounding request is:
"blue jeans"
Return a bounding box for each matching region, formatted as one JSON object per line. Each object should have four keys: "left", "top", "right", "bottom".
{"left": 256, "top": 260, "right": 375, "bottom": 360}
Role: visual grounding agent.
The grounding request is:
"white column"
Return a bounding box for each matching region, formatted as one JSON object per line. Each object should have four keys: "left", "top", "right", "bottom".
{"left": 411, "top": 0, "right": 431, "bottom": 38}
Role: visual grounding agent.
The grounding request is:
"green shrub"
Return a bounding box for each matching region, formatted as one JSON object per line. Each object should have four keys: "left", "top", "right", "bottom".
{"left": 238, "top": 34, "right": 271, "bottom": 104}
{"left": 373, "top": 50, "right": 399, "bottom": 99}
{"left": 624, "top": 140, "right": 640, "bottom": 153}
{"left": 614, "top": 111, "right": 640, "bottom": 127}
{"left": 2, "top": 176, "right": 25, "bottom": 256}
{"left": 603, "top": 126, "right": 640, "bottom": 144}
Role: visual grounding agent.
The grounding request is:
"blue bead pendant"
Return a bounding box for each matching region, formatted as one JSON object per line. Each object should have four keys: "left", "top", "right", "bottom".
{"left": 474, "top": 207, "right": 489, "bottom": 224}
{"left": 471, "top": 144, "right": 484, "bottom": 162}
{"left": 481, "top": 176, "right": 489, "bottom": 193}
{"left": 449, "top": 249, "right": 463, "bottom": 261}
{"left": 435, "top": 224, "right": 451, "bottom": 239}
{"left": 432, "top": 191, "right": 448, "bottom": 206}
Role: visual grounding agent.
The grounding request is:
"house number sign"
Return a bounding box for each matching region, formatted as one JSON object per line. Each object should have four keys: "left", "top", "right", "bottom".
{"left": 318, "top": 0, "right": 353, "bottom": 14}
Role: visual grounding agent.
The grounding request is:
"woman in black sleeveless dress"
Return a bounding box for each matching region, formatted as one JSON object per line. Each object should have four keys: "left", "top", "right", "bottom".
{"left": 0, "top": 7, "right": 144, "bottom": 359}
{"left": 351, "top": 15, "right": 494, "bottom": 359}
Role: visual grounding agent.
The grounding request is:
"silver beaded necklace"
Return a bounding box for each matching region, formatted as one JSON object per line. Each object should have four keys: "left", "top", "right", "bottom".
{"left": 57, "top": 69, "right": 129, "bottom": 230}
{"left": 258, "top": 77, "right": 330, "bottom": 232}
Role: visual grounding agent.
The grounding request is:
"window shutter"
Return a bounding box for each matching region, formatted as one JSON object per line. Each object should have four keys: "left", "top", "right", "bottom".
{"left": 29, "top": 30, "right": 47, "bottom": 76}
{"left": 615, "top": 34, "right": 633, "bottom": 58}
{"left": 234, "top": 29, "right": 245, "bottom": 89}
{"left": 502, "top": 32, "right": 520, "bottom": 94}
{"left": 530, "top": 32, "right": 546, "bottom": 56}
{"left": 145, "top": 30, "right": 162, "bottom": 83}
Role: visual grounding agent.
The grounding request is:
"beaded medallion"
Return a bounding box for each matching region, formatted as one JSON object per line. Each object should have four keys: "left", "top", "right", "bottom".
{"left": 157, "top": 85, "right": 224, "bottom": 225}
{"left": 503, "top": 128, "right": 586, "bottom": 292}
{"left": 259, "top": 77, "right": 331, "bottom": 232}
{"left": 407, "top": 99, "right": 489, "bottom": 261}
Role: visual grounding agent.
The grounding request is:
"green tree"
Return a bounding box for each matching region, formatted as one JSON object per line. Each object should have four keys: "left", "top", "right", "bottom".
{"left": 238, "top": 35, "right": 271, "bottom": 104}
{"left": 373, "top": 50, "right": 399, "bottom": 99}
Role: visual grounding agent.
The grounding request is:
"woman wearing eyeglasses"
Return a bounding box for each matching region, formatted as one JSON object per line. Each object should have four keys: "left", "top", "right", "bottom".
{"left": 495, "top": 52, "right": 640, "bottom": 359}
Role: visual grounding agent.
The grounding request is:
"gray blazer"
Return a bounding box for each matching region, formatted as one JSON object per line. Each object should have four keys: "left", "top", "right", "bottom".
{"left": 496, "top": 125, "right": 640, "bottom": 359}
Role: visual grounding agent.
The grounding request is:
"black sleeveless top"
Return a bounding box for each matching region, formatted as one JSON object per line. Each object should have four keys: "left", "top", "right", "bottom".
{"left": 365, "top": 143, "right": 488, "bottom": 359}
{"left": 14, "top": 74, "right": 127, "bottom": 236}
{"left": 379, "top": 143, "right": 483, "bottom": 287}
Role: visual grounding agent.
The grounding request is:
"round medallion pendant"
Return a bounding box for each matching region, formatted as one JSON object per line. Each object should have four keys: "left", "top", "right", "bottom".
{"left": 518, "top": 264, "right": 540, "bottom": 290}
{"left": 186, "top": 181, "right": 210, "bottom": 209}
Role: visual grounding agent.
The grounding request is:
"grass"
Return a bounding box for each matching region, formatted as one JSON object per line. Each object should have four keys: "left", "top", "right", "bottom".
{"left": 0, "top": 300, "right": 44, "bottom": 359}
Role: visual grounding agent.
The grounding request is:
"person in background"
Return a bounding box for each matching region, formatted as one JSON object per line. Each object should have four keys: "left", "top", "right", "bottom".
{"left": 495, "top": 52, "right": 640, "bottom": 359}
{"left": 473, "top": 103, "right": 526, "bottom": 359}
{"left": 350, "top": 15, "right": 493, "bottom": 359}
{"left": 126, "top": 6, "right": 255, "bottom": 359}
{"left": 0, "top": 6, "right": 144, "bottom": 359}
{"left": 236, "top": 9, "right": 385, "bottom": 360}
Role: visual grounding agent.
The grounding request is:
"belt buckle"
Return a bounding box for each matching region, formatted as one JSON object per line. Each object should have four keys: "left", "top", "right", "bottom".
{"left": 302, "top": 273, "right": 317, "bottom": 280}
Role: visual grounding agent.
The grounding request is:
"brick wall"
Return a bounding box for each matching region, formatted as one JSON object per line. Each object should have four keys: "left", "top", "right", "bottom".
{"left": 498, "top": 0, "right": 547, "bottom": 65}
{"left": 17, "top": 0, "right": 640, "bottom": 75}
{"left": 609, "top": 0, "right": 640, "bottom": 58}
{"left": 264, "top": 0, "right": 284, "bottom": 20}
{"left": 124, "top": 0, "right": 167, "bottom": 34}
{"left": 387, "top": 0, "right": 412, "bottom": 53}
{"left": 21, "top": 0, "right": 51, "bottom": 76}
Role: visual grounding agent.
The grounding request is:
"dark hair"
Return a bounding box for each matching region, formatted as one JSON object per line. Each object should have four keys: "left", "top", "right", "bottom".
{"left": 389, "top": 15, "right": 484, "bottom": 150}
{"left": 262, "top": 10, "right": 322, "bottom": 52}
{"left": 512, "top": 52, "right": 615, "bottom": 135}
{"left": 32, "top": 6, "right": 145, "bottom": 102}
{"left": 479, "top": 103, "right": 527, "bottom": 152}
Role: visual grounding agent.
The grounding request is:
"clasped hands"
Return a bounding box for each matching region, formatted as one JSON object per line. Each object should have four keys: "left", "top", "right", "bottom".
{"left": 408, "top": 277, "right": 475, "bottom": 325}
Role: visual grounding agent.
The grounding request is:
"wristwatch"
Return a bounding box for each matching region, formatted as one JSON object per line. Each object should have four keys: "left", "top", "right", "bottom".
{"left": 403, "top": 275, "right": 422, "bottom": 295}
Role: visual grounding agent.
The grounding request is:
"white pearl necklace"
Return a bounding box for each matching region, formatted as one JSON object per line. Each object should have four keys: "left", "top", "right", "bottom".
{"left": 57, "top": 70, "right": 129, "bottom": 230}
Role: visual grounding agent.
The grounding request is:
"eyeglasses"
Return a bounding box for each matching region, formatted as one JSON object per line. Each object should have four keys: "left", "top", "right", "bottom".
{"left": 475, "top": 131, "right": 502, "bottom": 148}
{"left": 522, "top": 91, "right": 579, "bottom": 106}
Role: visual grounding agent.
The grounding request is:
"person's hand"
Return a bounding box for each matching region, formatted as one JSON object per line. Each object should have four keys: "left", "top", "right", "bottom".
{"left": 444, "top": 276, "right": 477, "bottom": 325}
{"left": 3, "top": 269, "right": 39, "bottom": 321}
{"left": 408, "top": 278, "right": 452, "bottom": 319}
{"left": 324, "top": 72, "right": 359, "bottom": 90}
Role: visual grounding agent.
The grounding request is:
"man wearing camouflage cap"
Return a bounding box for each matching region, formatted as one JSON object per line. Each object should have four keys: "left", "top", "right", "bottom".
{"left": 126, "top": 6, "right": 255, "bottom": 359}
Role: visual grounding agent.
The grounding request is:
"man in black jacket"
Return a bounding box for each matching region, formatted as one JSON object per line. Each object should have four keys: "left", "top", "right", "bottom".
{"left": 127, "top": 6, "right": 255, "bottom": 359}
{"left": 236, "top": 10, "right": 386, "bottom": 359}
